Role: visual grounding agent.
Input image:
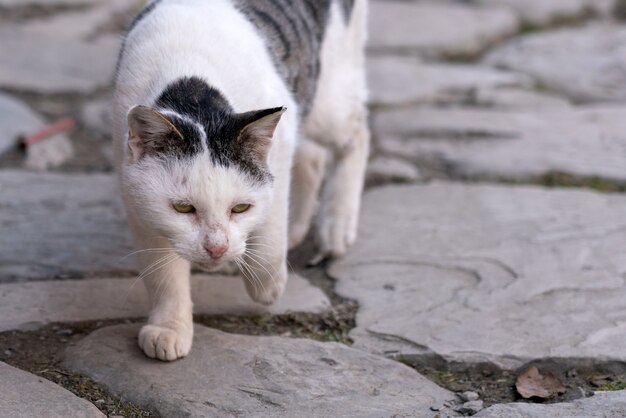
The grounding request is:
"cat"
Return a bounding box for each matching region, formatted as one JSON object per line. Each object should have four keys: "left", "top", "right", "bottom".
{"left": 113, "top": 0, "right": 369, "bottom": 361}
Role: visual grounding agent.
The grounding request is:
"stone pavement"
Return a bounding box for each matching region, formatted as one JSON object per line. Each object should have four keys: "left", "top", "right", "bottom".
{"left": 0, "top": 361, "right": 105, "bottom": 418}
{"left": 2, "top": 0, "right": 626, "bottom": 416}
{"left": 64, "top": 324, "right": 455, "bottom": 417}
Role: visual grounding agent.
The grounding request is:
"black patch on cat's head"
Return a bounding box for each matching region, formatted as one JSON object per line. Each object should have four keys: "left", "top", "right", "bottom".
{"left": 148, "top": 76, "right": 284, "bottom": 183}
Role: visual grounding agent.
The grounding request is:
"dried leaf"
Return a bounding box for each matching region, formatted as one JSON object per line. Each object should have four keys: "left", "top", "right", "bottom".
{"left": 590, "top": 374, "right": 612, "bottom": 387}
{"left": 516, "top": 365, "right": 566, "bottom": 399}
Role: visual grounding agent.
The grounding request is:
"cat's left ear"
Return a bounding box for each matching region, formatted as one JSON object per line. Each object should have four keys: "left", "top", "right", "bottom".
{"left": 236, "top": 106, "right": 286, "bottom": 162}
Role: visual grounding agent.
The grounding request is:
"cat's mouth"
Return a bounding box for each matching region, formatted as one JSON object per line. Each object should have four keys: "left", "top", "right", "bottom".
{"left": 195, "top": 260, "right": 226, "bottom": 272}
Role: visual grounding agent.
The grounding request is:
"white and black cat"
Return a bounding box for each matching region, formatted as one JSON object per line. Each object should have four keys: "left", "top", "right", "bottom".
{"left": 113, "top": 0, "right": 369, "bottom": 361}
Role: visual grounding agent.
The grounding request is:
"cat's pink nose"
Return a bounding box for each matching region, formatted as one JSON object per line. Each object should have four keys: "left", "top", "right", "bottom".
{"left": 204, "top": 244, "right": 228, "bottom": 259}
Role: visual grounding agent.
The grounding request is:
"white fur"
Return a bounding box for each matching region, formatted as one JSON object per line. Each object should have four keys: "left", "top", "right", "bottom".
{"left": 114, "top": 0, "right": 369, "bottom": 361}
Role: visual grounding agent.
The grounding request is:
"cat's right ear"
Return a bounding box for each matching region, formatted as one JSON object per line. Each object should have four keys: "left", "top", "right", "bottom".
{"left": 127, "top": 105, "right": 183, "bottom": 163}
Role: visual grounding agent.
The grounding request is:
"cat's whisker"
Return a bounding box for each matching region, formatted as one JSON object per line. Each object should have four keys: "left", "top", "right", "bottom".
{"left": 246, "top": 235, "right": 295, "bottom": 272}
{"left": 118, "top": 248, "right": 172, "bottom": 263}
{"left": 152, "top": 255, "right": 182, "bottom": 303}
{"left": 121, "top": 253, "right": 178, "bottom": 308}
{"left": 239, "top": 256, "right": 266, "bottom": 294}
{"left": 136, "top": 253, "right": 177, "bottom": 282}
{"left": 245, "top": 235, "right": 295, "bottom": 273}
{"left": 244, "top": 250, "right": 279, "bottom": 289}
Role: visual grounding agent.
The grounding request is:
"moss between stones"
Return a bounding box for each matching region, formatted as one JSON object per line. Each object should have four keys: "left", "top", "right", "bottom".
{"left": 195, "top": 303, "right": 357, "bottom": 345}
{"left": 518, "top": 8, "right": 596, "bottom": 35}
{"left": 538, "top": 171, "right": 626, "bottom": 193}
{"left": 598, "top": 380, "right": 626, "bottom": 391}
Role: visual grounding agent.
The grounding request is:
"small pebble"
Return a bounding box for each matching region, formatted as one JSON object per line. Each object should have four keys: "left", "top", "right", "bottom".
{"left": 460, "top": 390, "right": 480, "bottom": 402}
{"left": 55, "top": 328, "right": 73, "bottom": 336}
{"left": 456, "top": 400, "right": 484, "bottom": 415}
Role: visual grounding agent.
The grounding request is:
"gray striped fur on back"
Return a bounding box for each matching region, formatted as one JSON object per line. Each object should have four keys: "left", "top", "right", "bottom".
{"left": 234, "top": 0, "right": 355, "bottom": 116}
{"left": 119, "top": 0, "right": 356, "bottom": 116}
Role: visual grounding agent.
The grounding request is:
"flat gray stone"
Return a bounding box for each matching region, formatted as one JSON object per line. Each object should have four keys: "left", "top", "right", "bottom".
{"left": 476, "top": 391, "right": 626, "bottom": 418}
{"left": 330, "top": 183, "right": 626, "bottom": 369}
{"left": 0, "top": 32, "right": 119, "bottom": 94}
{"left": 81, "top": 98, "right": 112, "bottom": 139}
{"left": 0, "top": 273, "right": 330, "bottom": 332}
{"left": 0, "top": 1, "right": 132, "bottom": 93}
{"left": 367, "top": 55, "right": 528, "bottom": 107}
{"left": 479, "top": 0, "right": 615, "bottom": 25}
{"left": 64, "top": 324, "right": 455, "bottom": 417}
{"left": 0, "top": 0, "right": 98, "bottom": 5}
{"left": 0, "top": 361, "right": 105, "bottom": 418}
{"left": 369, "top": 0, "right": 518, "bottom": 57}
{"left": 473, "top": 87, "right": 571, "bottom": 109}
{"left": 0, "top": 93, "right": 44, "bottom": 155}
{"left": 374, "top": 105, "right": 626, "bottom": 181}
{"left": 0, "top": 170, "right": 133, "bottom": 281}
{"left": 485, "top": 24, "right": 626, "bottom": 103}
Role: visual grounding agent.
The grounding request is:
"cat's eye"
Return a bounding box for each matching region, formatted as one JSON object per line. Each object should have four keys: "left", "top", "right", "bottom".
{"left": 231, "top": 203, "right": 251, "bottom": 214}
{"left": 173, "top": 202, "right": 195, "bottom": 213}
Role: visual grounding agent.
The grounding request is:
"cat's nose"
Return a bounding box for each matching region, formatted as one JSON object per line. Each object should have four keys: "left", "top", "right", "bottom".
{"left": 204, "top": 243, "right": 228, "bottom": 259}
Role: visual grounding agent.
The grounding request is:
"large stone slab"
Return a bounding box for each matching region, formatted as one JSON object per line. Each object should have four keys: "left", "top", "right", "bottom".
{"left": 476, "top": 391, "right": 626, "bottom": 417}
{"left": 0, "top": 0, "right": 98, "bottom": 5}
{"left": 0, "top": 361, "right": 105, "bottom": 418}
{"left": 0, "top": 170, "right": 133, "bottom": 281}
{"left": 0, "top": 93, "right": 44, "bottom": 155}
{"left": 374, "top": 105, "right": 626, "bottom": 181}
{"left": 330, "top": 183, "right": 626, "bottom": 369}
{"left": 64, "top": 324, "right": 455, "bottom": 417}
{"left": 485, "top": 24, "right": 626, "bottom": 103}
{"left": 367, "top": 55, "right": 528, "bottom": 107}
{"left": 472, "top": 87, "right": 571, "bottom": 109}
{"left": 369, "top": 0, "right": 518, "bottom": 57}
{"left": 479, "top": 0, "right": 615, "bottom": 25}
{"left": 0, "top": 273, "right": 330, "bottom": 332}
{"left": 0, "top": 1, "right": 132, "bottom": 93}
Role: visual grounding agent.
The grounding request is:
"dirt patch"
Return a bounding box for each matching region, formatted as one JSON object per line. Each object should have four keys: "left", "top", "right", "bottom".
{"left": 404, "top": 357, "right": 626, "bottom": 408}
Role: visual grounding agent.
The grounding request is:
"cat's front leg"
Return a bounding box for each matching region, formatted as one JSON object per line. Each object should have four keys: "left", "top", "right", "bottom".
{"left": 241, "top": 188, "right": 289, "bottom": 305}
{"left": 135, "top": 244, "right": 193, "bottom": 361}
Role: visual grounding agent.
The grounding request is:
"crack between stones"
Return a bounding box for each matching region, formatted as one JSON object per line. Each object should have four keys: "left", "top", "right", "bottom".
{"left": 237, "top": 387, "right": 285, "bottom": 410}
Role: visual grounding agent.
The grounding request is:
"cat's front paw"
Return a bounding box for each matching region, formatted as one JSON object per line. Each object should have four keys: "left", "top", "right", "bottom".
{"left": 243, "top": 270, "right": 287, "bottom": 305}
{"left": 138, "top": 324, "right": 193, "bottom": 361}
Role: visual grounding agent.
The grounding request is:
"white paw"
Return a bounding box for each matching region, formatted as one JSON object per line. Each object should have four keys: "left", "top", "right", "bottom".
{"left": 243, "top": 272, "right": 287, "bottom": 305}
{"left": 138, "top": 324, "right": 192, "bottom": 361}
{"left": 316, "top": 205, "right": 359, "bottom": 260}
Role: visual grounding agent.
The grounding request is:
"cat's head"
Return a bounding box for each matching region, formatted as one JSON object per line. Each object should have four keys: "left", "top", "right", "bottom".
{"left": 122, "top": 80, "right": 285, "bottom": 271}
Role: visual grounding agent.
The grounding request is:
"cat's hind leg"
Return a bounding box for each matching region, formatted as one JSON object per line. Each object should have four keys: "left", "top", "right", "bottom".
{"left": 314, "top": 112, "right": 370, "bottom": 260}
{"left": 288, "top": 138, "right": 328, "bottom": 249}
